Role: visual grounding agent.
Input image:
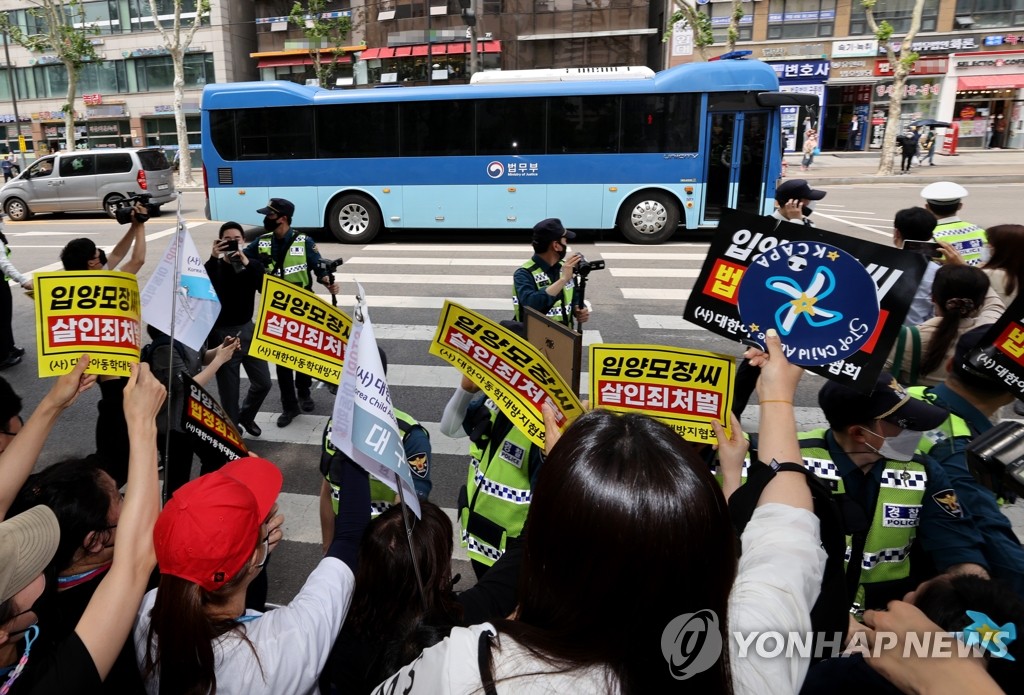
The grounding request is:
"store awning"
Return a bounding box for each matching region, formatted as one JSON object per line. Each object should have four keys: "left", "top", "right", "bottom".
{"left": 359, "top": 41, "right": 502, "bottom": 60}
{"left": 257, "top": 55, "right": 351, "bottom": 68}
{"left": 958, "top": 74, "right": 1024, "bottom": 90}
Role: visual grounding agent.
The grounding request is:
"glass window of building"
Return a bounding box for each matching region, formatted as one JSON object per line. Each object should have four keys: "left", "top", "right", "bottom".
{"left": 80, "top": 1, "right": 121, "bottom": 36}
{"left": 128, "top": 0, "right": 199, "bottom": 31}
{"left": 849, "top": 0, "right": 939, "bottom": 35}
{"left": 766, "top": 0, "right": 836, "bottom": 39}
{"left": 78, "top": 60, "right": 129, "bottom": 95}
{"left": 135, "top": 53, "right": 213, "bottom": 91}
{"left": 144, "top": 116, "right": 201, "bottom": 147}
{"left": 700, "top": 0, "right": 754, "bottom": 43}
{"left": 954, "top": 0, "right": 1024, "bottom": 29}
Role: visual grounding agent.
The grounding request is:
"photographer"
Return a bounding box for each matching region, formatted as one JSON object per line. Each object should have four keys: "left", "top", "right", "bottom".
{"left": 59, "top": 199, "right": 149, "bottom": 274}
{"left": 513, "top": 218, "right": 590, "bottom": 330}
{"left": 205, "top": 222, "right": 272, "bottom": 438}
{"left": 243, "top": 198, "right": 340, "bottom": 427}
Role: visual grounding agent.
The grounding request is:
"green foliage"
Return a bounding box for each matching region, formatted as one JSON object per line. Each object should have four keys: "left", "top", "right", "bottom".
{"left": 876, "top": 19, "right": 894, "bottom": 42}
{"left": 289, "top": 0, "right": 353, "bottom": 88}
{"left": 898, "top": 50, "right": 920, "bottom": 71}
{"left": 662, "top": 5, "right": 714, "bottom": 49}
{"left": 0, "top": 0, "right": 100, "bottom": 74}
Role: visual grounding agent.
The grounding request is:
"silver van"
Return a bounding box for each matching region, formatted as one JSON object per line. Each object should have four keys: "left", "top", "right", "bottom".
{"left": 0, "top": 148, "right": 176, "bottom": 221}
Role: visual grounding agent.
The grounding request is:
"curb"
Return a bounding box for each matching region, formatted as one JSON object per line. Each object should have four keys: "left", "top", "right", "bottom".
{"left": 807, "top": 175, "right": 1024, "bottom": 186}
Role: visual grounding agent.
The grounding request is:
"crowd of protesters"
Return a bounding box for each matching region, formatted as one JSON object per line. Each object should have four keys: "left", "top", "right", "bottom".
{"left": 0, "top": 183, "right": 1022, "bottom": 695}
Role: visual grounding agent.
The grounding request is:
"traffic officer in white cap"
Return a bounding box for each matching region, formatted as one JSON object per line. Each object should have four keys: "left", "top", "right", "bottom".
{"left": 920, "top": 181, "right": 988, "bottom": 265}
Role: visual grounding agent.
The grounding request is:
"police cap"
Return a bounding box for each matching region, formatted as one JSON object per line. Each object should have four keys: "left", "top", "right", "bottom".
{"left": 921, "top": 181, "right": 969, "bottom": 206}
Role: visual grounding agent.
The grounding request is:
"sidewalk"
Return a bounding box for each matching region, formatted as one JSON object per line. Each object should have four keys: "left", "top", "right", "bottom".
{"left": 792, "top": 147, "right": 1024, "bottom": 186}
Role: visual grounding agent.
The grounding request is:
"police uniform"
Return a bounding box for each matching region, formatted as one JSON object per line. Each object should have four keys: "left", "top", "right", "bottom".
{"left": 911, "top": 383, "right": 1024, "bottom": 599}
{"left": 458, "top": 395, "right": 543, "bottom": 575}
{"left": 320, "top": 410, "right": 431, "bottom": 517}
{"left": 512, "top": 218, "right": 579, "bottom": 327}
{"left": 921, "top": 181, "right": 987, "bottom": 266}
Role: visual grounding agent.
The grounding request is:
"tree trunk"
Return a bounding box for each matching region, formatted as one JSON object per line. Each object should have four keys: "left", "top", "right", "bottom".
{"left": 171, "top": 47, "right": 194, "bottom": 187}
{"left": 876, "top": 68, "right": 909, "bottom": 176}
{"left": 63, "top": 64, "right": 78, "bottom": 150}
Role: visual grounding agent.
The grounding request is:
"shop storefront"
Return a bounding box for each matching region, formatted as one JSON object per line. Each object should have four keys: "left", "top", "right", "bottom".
{"left": 142, "top": 105, "right": 201, "bottom": 148}
{"left": 0, "top": 117, "right": 33, "bottom": 157}
{"left": 359, "top": 41, "right": 502, "bottom": 85}
{"left": 826, "top": 40, "right": 879, "bottom": 151}
{"left": 941, "top": 49, "right": 1024, "bottom": 149}
{"left": 767, "top": 59, "right": 830, "bottom": 153}
{"left": 868, "top": 75, "right": 943, "bottom": 149}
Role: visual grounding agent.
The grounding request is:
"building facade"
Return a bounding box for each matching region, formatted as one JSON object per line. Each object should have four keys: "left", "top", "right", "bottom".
{"left": 253, "top": 0, "right": 664, "bottom": 87}
{"left": 668, "top": 0, "right": 1024, "bottom": 151}
{"left": 0, "top": 0, "right": 257, "bottom": 158}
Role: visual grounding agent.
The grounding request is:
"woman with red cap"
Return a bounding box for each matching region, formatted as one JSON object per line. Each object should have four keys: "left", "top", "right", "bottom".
{"left": 135, "top": 453, "right": 369, "bottom": 695}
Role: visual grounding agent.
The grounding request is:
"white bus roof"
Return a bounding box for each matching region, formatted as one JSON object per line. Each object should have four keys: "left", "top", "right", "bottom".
{"left": 469, "top": 66, "right": 655, "bottom": 85}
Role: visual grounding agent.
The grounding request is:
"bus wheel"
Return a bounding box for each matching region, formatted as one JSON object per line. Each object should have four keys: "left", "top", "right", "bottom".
{"left": 328, "top": 194, "right": 381, "bottom": 244}
{"left": 617, "top": 191, "right": 679, "bottom": 244}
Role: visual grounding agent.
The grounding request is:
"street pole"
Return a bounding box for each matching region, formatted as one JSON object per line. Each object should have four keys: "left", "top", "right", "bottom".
{"left": 2, "top": 31, "right": 26, "bottom": 171}
{"left": 426, "top": 0, "right": 432, "bottom": 85}
{"left": 468, "top": 0, "right": 479, "bottom": 76}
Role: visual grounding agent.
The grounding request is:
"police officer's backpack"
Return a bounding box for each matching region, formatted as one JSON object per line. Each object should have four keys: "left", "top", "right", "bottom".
{"left": 728, "top": 459, "right": 850, "bottom": 650}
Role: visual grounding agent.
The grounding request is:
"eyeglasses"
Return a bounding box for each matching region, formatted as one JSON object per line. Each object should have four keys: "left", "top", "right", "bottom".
{"left": 1, "top": 415, "right": 23, "bottom": 437}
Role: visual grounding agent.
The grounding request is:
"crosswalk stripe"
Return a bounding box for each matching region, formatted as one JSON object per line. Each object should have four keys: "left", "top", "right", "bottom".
{"left": 621, "top": 288, "right": 691, "bottom": 300}
{"left": 635, "top": 314, "right": 704, "bottom": 330}
{"left": 344, "top": 257, "right": 522, "bottom": 266}
{"left": 335, "top": 273, "right": 512, "bottom": 285}
{"left": 325, "top": 295, "right": 510, "bottom": 309}
{"left": 609, "top": 268, "right": 700, "bottom": 278}
{"left": 372, "top": 323, "right": 605, "bottom": 346}
{"left": 597, "top": 252, "right": 708, "bottom": 261}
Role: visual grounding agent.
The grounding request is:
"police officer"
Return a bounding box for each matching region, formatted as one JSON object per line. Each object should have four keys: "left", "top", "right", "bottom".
{"left": 909, "top": 326, "right": 1024, "bottom": 600}
{"left": 748, "top": 373, "right": 989, "bottom": 611}
{"left": 920, "top": 181, "right": 988, "bottom": 266}
{"left": 244, "top": 198, "right": 340, "bottom": 427}
{"left": 513, "top": 218, "right": 590, "bottom": 329}
{"left": 771, "top": 179, "right": 827, "bottom": 227}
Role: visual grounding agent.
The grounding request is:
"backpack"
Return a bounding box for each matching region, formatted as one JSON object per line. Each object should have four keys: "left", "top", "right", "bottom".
{"left": 728, "top": 459, "right": 850, "bottom": 651}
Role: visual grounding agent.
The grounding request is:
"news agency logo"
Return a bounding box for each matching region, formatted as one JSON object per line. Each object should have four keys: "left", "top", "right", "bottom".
{"left": 660, "top": 609, "right": 723, "bottom": 680}
{"left": 486, "top": 161, "right": 504, "bottom": 179}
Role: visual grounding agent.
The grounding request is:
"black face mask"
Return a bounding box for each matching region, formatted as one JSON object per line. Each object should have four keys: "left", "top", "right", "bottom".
{"left": 262, "top": 216, "right": 278, "bottom": 232}
{"left": 555, "top": 243, "right": 567, "bottom": 262}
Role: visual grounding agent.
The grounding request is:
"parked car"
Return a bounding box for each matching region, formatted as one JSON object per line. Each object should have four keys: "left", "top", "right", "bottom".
{"left": 0, "top": 148, "right": 176, "bottom": 221}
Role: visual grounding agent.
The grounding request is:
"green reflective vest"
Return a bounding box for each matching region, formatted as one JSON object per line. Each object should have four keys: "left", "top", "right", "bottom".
{"left": 907, "top": 387, "right": 973, "bottom": 457}
{"left": 323, "top": 408, "right": 422, "bottom": 517}
{"left": 798, "top": 429, "right": 927, "bottom": 587}
{"left": 257, "top": 231, "right": 312, "bottom": 287}
{"left": 512, "top": 259, "right": 575, "bottom": 325}
{"left": 932, "top": 219, "right": 987, "bottom": 266}
{"left": 461, "top": 401, "right": 535, "bottom": 566}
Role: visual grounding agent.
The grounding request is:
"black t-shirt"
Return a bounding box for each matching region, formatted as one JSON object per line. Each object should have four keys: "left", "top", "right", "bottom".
{"left": 204, "top": 256, "right": 265, "bottom": 327}
{"left": 8, "top": 631, "right": 101, "bottom": 695}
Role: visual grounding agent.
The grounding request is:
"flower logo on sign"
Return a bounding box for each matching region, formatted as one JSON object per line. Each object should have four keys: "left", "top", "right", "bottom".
{"left": 766, "top": 265, "right": 843, "bottom": 336}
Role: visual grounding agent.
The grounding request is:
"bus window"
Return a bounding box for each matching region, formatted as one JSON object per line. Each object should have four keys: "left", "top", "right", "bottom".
{"left": 548, "top": 95, "right": 619, "bottom": 154}
{"left": 400, "top": 100, "right": 475, "bottom": 157}
{"left": 476, "top": 98, "right": 546, "bottom": 155}
{"left": 237, "top": 107, "right": 314, "bottom": 160}
{"left": 316, "top": 103, "right": 399, "bottom": 158}
{"left": 621, "top": 94, "right": 699, "bottom": 153}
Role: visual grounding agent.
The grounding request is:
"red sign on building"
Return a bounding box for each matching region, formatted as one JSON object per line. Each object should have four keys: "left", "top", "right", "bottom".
{"left": 82, "top": 93, "right": 102, "bottom": 106}
{"left": 874, "top": 57, "right": 948, "bottom": 76}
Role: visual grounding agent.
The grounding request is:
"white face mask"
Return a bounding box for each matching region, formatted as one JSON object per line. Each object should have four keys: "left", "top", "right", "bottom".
{"left": 858, "top": 426, "right": 923, "bottom": 462}
{"left": 979, "top": 245, "right": 992, "bottom": 264}
{"left": 805, "top": 200, "right": 818, "bottom": 211}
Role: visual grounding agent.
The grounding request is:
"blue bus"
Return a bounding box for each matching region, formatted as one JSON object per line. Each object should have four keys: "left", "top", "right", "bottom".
{"left": 201, "top": 59, "right": 806, "bottom": 244}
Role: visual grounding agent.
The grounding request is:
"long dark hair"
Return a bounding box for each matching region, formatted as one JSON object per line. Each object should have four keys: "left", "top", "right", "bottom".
{"left": 984, "top": 224, "right": 1024, "bottom": 299}
{"left": 921, "top": 265, "right": 989, "bottom": 376}
{"left": 142, "top": 537, "right": 262, "bottom": 695}
{"left": 345, "top": 502, "right": 463, "bottom": 680}
{"left": 495, "top": 410, "right": 737, "bottom": 693}
{"left": 11, "top": 459, "right": 114, "bottom": 574}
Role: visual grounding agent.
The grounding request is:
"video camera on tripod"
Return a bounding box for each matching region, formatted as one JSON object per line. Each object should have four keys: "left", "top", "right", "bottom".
{"left": 315, "top": 257, "right": 344, "bottom": 305}
{"left": 967, "top": 420, "right": 1024, "bottom": 502}
{"left": 113, "top": 192, "right": 159, "bottom": 225}
{"left": 571, "top": 254, "right": 605, "bottom": 323}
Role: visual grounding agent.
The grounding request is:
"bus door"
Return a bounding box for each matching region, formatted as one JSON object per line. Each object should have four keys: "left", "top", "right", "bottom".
{"left": 700, "top": 110, "right": 770, "bottom": 224}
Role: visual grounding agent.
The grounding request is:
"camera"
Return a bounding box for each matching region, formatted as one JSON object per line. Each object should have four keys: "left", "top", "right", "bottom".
{"left": 967, "top": 420, "right": 1024, "bottom": 502}
{"left": 113, "top": 192, "right": 158, "bottom": 225}
{"left": 315, "top": 258, "right": 344, "bottom": 277}
{"left": 220, "top": 238, "right": 246, "bottom": 274}
{"left": 573, "top": 255, "right": 606, "bottom": 278}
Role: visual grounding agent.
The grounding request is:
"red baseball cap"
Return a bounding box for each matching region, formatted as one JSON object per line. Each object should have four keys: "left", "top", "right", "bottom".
{"left": 154, "top": 457, "right": 283, "bottom": 592}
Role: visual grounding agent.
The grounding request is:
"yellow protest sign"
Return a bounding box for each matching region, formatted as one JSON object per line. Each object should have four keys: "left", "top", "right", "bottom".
{"left": 34, "top": 271, "right": 141, "bottom": 377}
{"left": 588, "top": 344, "right": 735, "bottom": 444}
{"left": 429, "top": 301, "right": 584, "bottom": 448}
{"left": 249, "top": 275, "right": 352, "bottom": 384}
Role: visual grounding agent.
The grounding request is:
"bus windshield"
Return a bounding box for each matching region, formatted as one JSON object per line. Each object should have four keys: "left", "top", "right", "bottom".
{"left": 201, "top": 59, "right": 785, "bottom": 245}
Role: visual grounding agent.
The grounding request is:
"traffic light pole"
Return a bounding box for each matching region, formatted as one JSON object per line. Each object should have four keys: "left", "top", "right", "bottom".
{"left": 2, "top": 31, "right": 26, "bottom": 170}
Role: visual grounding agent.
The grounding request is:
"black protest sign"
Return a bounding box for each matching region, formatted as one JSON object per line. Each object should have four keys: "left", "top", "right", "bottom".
{"left": 683, "top": 208, "right": 927, "bottom": 392}
{"left": 964, "top": 294, "right": 1024, "bottom": 401}
{"left": 180, "top": 374, "right": 249, "bottom": 461}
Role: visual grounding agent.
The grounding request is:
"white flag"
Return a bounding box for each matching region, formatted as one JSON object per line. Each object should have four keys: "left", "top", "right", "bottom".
{"left": 331, "top": 282, "right": 421, "bottom": 518}
{"left": 141, "top": 216, "right": 221, "bottom": 351}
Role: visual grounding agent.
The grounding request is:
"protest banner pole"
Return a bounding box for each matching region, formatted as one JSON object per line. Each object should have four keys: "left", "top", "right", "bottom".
{"left": 162, "top": 203, "right": 185, "bottom": 503}
{"left": 394, "top": 471, "right": 427, "bottom": 612}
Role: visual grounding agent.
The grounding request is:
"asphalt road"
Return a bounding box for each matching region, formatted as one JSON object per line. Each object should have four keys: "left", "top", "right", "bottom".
{"left": 3, "top": 182, "right": 1021, "bottom": 603}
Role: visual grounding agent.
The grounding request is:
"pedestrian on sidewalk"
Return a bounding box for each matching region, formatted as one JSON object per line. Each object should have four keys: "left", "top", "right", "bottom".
{"left": 897, "top": 127, "right": 919, "bottom": 173}
{"left": 846, "top": 116, "right": 860, "bottom": 151}
{"left": 801, "top": 129, "right": 818, "bottom": 171}
{"left": 919, "top": 128, "right": 937, "bottom": 166}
